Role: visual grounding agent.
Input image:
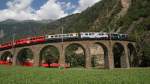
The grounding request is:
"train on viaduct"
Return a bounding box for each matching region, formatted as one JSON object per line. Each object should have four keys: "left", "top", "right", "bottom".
{"left": 0, "top": 32, "right": 137, "bottom": 69}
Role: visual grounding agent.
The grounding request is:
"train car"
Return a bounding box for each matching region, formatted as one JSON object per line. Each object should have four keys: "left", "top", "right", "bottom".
{"left": 46, "top": 33, "right": 79, "bottom": 40}
{"left": 119, "top": 34, "right": 128, "bottom": 40}
{"left": 80, "top": 32, "right": 109, "bottom": 39}
{"left": 110, "top": 33, "right": 120, "bottom": 40}
{"left": 30, "top": 36, "right": 46, "bottom": 43}
{"left": 67, "top": 33, "right": 79, "bottom": 39}
{"left": 0, "top": 42, "right": 12, "bottom": 49}
{"left": 15, "top": 38, "right": 31, "bottom": 46}
{"left": 45, "top": 34, "right": 56, "bottom": 39}
{"left": 95, "top": 32, "right": 109, "bottom": 39}
{"left": 80, "top": 32, "right": 96, "bottom": 38}
{"left": 45, "top": 34, "right": 64, "bottom": 40}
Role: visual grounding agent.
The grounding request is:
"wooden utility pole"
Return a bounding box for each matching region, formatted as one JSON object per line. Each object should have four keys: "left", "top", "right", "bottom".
{"left": 12, "top": 28, "right": 16, "bottom": 65}
{"left": 61, "top": 26, "right": 64, "bottom": 58}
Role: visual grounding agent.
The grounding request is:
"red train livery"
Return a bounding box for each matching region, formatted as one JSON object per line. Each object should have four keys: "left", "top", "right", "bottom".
{"left": 29, "top": 36, "right": 46, "bottom": 43}
{"left": 0, "top": 35, "right": 46, "bottom": 49}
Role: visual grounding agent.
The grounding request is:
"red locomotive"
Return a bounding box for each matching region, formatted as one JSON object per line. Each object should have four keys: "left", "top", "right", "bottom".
{"left": 15, "top": 38, "right": 31, "bottom": 45}
{"left": 30, "top": 36, "right": 46, "bottom": 43}
{"left": 0, "top": 42, "right": 12, "bottom": 49}
{"left": 0, "top": 35, "right": 46, "bottom": 49}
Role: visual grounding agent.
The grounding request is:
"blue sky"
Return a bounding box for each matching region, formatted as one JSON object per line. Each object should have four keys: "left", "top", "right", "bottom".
{"left": 31, "top": 0, "right": 48, "bottom": 10}
{"left": 0, "top": 0, "right": 78, "bottom": 13}
{"left": 32, "top": 0, "right": 79, "bottom": 12}
{"left": 0, "top": 0, "right": 7, "bottom": 9}
{"left": 0, "top": 0, "right": 101, "bottom": 21}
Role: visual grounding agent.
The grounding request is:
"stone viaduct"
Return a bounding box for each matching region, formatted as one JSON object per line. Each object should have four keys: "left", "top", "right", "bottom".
{"left": 0, "top": 40, "right": 136, "bottom": 69}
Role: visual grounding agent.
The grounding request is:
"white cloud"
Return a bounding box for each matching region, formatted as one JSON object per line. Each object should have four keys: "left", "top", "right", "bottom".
{"left": 6, "top": 0, "right": 33, "bottom": 12}
{"left": 0, "top": 0, "right": 101, "bottom": 21}
{"left": 74, "top": 0, "right": 101, "bottom": 13}
{"left": 36, "top": 0, "right": 67, "bottom": 20}
{"left": 0, "top": 0, "right": 38, "bottom": 21}
{"left": 0, "top": 0, "right": 67, "bottom": 21}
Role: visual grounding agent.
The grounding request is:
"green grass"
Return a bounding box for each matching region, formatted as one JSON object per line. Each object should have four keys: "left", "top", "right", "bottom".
{"left": 0, "top": 65, "right": 150, "bottom": 84}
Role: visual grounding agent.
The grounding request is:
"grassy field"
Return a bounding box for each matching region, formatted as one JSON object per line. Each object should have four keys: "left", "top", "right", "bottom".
{"left": 0, "top": 65, "right": 150, "bottom": 84}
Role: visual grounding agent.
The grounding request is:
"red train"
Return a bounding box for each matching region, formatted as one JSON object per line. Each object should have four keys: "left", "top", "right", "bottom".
{"left": 29, "top": 36, "right": 45, "bottom": 43}
{"left": 0, "top": 42, "right": 12, "bottom": 49}
{"left": 0, "top": 36, "right": 46, "bottom": 50}
{"left": 15, "top": 38, "right": 30, "bottom": 45}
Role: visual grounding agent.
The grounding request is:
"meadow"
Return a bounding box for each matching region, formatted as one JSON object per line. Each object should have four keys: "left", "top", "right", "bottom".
{"left": 0, "top": 65, "right": 150, "bottom": 84}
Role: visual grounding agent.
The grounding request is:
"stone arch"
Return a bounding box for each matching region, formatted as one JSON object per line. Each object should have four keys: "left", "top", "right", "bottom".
{"left": 39, "top": 45, "right": 60, "bottom": 67}
{"left": 113, "top": 42, "right": 125, "bottom": 68}
{"left": 128, "top": 43, "right": 138, "bottom": 67}
{"left": 1, "top": 51, "right": 13, "bottom": 64}
{"left": 91, "top": 42, "right": 108, "bottom": 68}
{"left": 65, "top": 43, "right": 86, "bottom": 68}
{"left": 16, "top": 48, "right": 34, "bottom": 66}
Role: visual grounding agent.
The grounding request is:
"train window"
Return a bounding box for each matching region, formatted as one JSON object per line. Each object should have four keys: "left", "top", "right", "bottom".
{"left": 85, "top": 33, "right": 88, "bottom": 35}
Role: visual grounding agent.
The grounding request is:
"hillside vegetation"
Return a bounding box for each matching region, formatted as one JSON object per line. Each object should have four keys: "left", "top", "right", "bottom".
{"left": 0, "top": 0, "right": 149, "bottom": 66}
